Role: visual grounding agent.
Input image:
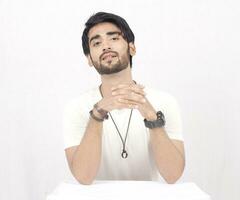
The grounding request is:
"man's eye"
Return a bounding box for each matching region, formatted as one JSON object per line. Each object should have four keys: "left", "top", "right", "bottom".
{"left": 93, "top": 42, "right": 101, "bottom": 46}
{"left": 112, "top": 37, "right": 119, "bottom": 41}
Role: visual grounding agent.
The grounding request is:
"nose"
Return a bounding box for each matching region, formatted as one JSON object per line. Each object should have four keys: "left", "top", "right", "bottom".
{"left": 102, "top": 40, "right": 111, "bottom": 52}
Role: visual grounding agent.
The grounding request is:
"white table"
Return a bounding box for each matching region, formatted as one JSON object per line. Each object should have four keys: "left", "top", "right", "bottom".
{"left": 46, "top": 180, "right": 211, "bottom": 200}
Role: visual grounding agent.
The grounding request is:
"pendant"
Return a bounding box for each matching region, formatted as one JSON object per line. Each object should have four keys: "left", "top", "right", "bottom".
{"left": 121, "top": 149, "right": 128, "bottom": 158}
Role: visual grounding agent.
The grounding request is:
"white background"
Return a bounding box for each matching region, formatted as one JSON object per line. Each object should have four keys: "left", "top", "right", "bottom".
{"left": 0, "top": 0, "right": 239, "bottom": 200}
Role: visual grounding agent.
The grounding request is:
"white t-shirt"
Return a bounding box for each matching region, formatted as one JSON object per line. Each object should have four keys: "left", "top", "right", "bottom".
{"left": 62, "top": 85, "right": 184, "bottom": 182}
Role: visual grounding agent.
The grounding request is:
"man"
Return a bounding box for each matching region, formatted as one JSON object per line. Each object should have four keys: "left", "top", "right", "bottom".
{"left": 63, "top": 12, "right": 185, "bottom": 185}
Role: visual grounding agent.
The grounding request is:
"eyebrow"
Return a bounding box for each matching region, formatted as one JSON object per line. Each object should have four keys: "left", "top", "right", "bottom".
{"left": 106, "top": 31, "right": 121, "bottom": 36}
{"left": 89, "top": 31, "right": 122, "bottom": 44}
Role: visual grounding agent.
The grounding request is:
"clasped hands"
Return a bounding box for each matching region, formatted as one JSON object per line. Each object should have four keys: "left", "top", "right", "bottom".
{"left": 97, "top": 83, "right": 157, "bottom": 120}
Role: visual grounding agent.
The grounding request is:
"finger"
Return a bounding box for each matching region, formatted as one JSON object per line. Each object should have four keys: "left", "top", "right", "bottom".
{"left": 118, "top": 94, "right": 146, "bottom": 104}
{"left": 116, "top": 101, "right": 139, "bottom": 109}
{"left": 129, "top": 85, "right": 146, "bottom": 96}
{"left": 117, "top": 99, "right": 141, "bottom": 109}
{"left": 111, "top": 83, "right": 144, "bottom": 91}
{"left": 112, "top": 85, "right": 146, "bottom": 96}
{"left": 112, "top": 84, "right": 146, "bottom": 95}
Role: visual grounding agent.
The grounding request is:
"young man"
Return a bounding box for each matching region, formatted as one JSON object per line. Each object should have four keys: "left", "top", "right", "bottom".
{"left": 63, "top": 12, "right": 185, "bottom": 185}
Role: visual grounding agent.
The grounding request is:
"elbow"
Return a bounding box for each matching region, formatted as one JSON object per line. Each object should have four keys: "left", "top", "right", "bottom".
{"left": 75, "top": 175, "right": 94, "bottom": 185}
{"left": 72, "top": 170, "right": 96, "bottom": 185}
{"left": 165, "top": 173, "right": 183, "bottom": 184}
{"left": 77, "top": 179, "right": 94, "bottom": 185}
{"left": 165, "top": 178, "right": 179, "bottom": 184}
{"left": 70, "top": 165, "right": 96, "bottom": 185}
{"left": 165, "top": 164, "right": 185, "bottom": 184}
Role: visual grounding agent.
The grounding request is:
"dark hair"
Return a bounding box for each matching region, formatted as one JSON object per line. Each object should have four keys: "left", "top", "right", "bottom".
{"left": 82, "top": 12, "right": 135, "bottom": 67}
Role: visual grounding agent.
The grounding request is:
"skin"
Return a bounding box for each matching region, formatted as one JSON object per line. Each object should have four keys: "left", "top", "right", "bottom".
{"left": 65, "top": 22, "right": 185, "bottom": 184}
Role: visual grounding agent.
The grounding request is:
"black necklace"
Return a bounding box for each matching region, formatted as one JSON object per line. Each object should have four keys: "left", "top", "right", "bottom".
{"left": 109, "top": 109, "right": 133, "bottom": 159}
{"left": 99, "top": 84, "right": 134, "bottom": 159}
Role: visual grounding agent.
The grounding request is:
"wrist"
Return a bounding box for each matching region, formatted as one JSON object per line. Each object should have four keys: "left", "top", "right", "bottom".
{"left": 93, "top": 108, "right": 104, "bottom": 119}
{"left": 89, "top": 109, "right": 104, "bottom": 122}
{"left": 94, "top": 103, "right": 109, "bottom": 120}
{"left": 144, "top": 110, "right": 157, "bottom": 121}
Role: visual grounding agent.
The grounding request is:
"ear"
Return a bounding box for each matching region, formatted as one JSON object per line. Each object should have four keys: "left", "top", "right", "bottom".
{"left": 87, "top": 54, "right": 93, "bottom": 67}
{"left": 129, "top": 42, "right": 136, "bottom": 56}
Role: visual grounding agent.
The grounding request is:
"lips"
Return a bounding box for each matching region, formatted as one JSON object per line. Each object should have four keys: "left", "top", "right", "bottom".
{"left": 101, "top": 52, "right": 117, "bottom": 61}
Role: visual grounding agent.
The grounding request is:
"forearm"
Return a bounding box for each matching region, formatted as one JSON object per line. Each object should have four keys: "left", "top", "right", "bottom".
{"left": 71, "top": 110, "right": 103, "bottom": 185}
{"left": 149, "top": 128, "right": 185, "bottom": 184}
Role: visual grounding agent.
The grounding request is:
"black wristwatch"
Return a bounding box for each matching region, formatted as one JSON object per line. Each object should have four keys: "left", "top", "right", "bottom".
{"left": 144, "top": 111, "right": 166, "bottom": 129}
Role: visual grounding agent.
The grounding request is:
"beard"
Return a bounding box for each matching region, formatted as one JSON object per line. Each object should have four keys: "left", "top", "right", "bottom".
{"left": 90, "top": 49, "right": 130, "bottom": 75}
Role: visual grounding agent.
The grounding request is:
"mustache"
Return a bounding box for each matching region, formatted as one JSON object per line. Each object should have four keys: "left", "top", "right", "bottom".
{"left": 100, "top": 51, "right": 118, "bottom": 60}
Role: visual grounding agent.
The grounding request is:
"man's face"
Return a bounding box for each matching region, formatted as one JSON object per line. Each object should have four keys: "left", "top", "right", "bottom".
{"left": 87, "top": 22, "right": 134, "bottom": 75}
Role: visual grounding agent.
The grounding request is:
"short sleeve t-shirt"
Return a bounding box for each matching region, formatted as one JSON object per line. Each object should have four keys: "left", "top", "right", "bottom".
{"left": 62, "top": 85, "right": 184, "bottom": 182}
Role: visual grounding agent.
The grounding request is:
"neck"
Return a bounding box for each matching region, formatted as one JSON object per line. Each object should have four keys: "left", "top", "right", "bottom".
{"left": 99, "top": 67, "right": 135, "bottom": 98}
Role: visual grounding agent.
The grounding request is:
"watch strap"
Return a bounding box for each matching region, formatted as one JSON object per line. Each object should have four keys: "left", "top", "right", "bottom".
{"left": 144, "top": 111, "right": 165, "bottom": 129}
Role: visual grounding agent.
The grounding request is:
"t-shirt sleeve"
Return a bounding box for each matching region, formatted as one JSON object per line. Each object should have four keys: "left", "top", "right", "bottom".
{"left": 162, "top": 94, "right": 184, "bottom": 141}
{"left": 62, "top": 99, "right": 89, "bottom": 149}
